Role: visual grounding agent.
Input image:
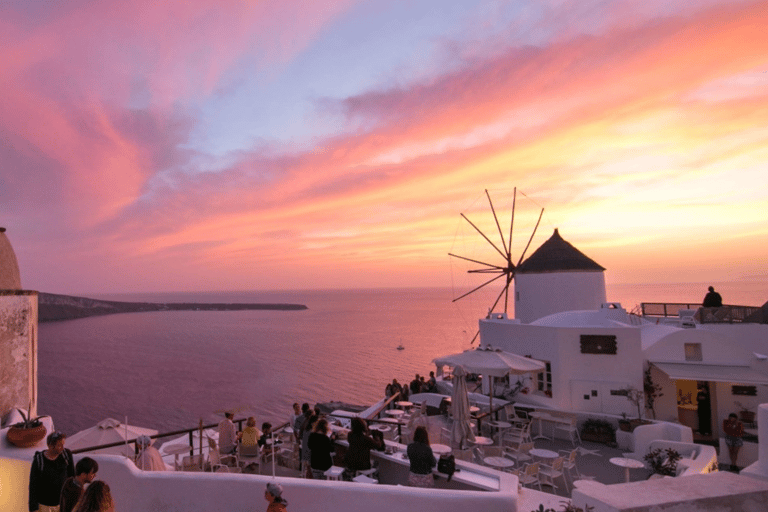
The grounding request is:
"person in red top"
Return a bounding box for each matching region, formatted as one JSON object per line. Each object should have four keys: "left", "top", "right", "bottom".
{"left": 264, "top": 482, "right": 288, "bottom": 512}
{"left": 723, "top": 412, "right": 744, "bottom": 470}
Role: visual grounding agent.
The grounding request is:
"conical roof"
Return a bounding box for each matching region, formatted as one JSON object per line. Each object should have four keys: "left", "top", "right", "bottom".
{"left": 0, "top": 227, "right": 22, "bottom": 289}
{"left": 517, "top": 228, "right": 604, "bottom": 274}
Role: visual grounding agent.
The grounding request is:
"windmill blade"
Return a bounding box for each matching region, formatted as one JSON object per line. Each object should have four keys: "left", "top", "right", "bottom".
{"left": 452, "top": 272, "right": 507, "bottom": 303}
{"left": 516, "top": 207, "right": 544, "bottom": 267}
{"left": 487, "top": 275, "right": 513, "bottom": 314}
{"left": 460, "top": 213, "right": 508, "bottom": 261}
{"left": 485, "top": 189, "right": 510, "bottom": 260}
{"left": 448, "top": 252, "right": 506, "bottom": 271}
{"left": 508, "top": 187, "right": 517, "bottom": 256}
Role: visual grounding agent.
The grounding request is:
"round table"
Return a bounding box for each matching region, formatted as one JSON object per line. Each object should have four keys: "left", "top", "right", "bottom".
{"left": 370, "top": 424, "right": 391, "bottom": 433}
{"left": 431, "top": 443, "right": 452, "bottom": 456}
{"left": 384, "top": 409, "right": 404, "bottom": 418}
{"left": 396, "top": 401, "right": 413, "bottom": 410}
{"left": 469, "top": 436, "right": 494, "bottom": 446}
{"left": 529, "top": 448, "right": 559, "bottom": 460}
{"left": 609, "top": 457, "right": 645, "bottom": 482}
{"left": 469, "top": 406, "right": 480, "bottom": 415}
{"left": 484, "top": 456, "right": 514, "bottom": 470}
{"left": 163, "top": 444, "right": 192, "bottom": 470}
{"left": 489, "top": 421, "right": 512, "bottom": 444}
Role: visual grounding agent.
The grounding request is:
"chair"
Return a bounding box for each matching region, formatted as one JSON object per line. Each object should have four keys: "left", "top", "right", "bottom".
{"left": 238, "top": 443, "right": 261, "bottom": 473}
{"left": 554, "top": 416, "right": 581, "bottom": 446}
{"left": 518, "top": 462, "right": 542, "bottom": 490}
{"left": 539, "top": 456, "right": 568, "bottom": 495}
{"left": 180, "top": 454, "right": 204, "bottom": 472}
{"left": 472, "top": 446, "right": 485, "bottom": 465}
{"left": 208, "top": 449, "right": 242, "bottom": 473}
{"left": 502, "top": 421, "right": 532, "bottom": 449}
{"left": 207, "top": 436, "right": 239, "bottom": 467}
{"left": 559, "top": 449, "right": 581, "bottom": 483}
{"left": 504, "top": 442, "right": 533, "bottom": 466}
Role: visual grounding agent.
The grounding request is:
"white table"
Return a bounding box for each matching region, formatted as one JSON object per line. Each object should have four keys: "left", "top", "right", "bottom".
{"left": 431, "top": 443, "right": 452, "bottom": 456}
{"left": 489, "top": 421, "right": 512, "bottom": 444}
{"left": 610, "top": 457, "right": 645, "bottom": 482}
{"left": 384, "top": 409, "right": 404, "bottom": 418}
{"left": 163, "top": 444, "right": 192, "bottom": 470}
{"left": 468, "top": 436, "right": 494, "bottom": 446}
{"left": 529, "top": 448, "right": 559, "bottom": 460}
{"left": 529, "top": 412, "right": 553, "bottom": 440}
{"left": 484, "top": 456, "right": 514, "bottom": 470}
{"left": 396, "top": 401, "right": 413, "bottom": 410}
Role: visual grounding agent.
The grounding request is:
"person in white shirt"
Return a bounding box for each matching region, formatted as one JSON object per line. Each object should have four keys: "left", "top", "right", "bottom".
{"left": 135, "top": 435, "right": 166, "bottom": 471}
{"left": 218, "top": 412, "right": 238, "bottom": 455}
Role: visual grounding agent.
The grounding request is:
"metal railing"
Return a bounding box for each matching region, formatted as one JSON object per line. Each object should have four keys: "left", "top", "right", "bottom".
{"left": 641, "top": 303, "right": 765, "bottom": 323}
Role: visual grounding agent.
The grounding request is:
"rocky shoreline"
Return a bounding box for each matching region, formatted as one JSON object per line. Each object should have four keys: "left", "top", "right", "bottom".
{"left": 38, "top": 292, "right": 307, "bottom": 322}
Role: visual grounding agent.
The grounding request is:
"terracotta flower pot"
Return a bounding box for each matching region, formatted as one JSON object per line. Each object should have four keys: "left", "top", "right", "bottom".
{"left": 7, "top": 423, "right": 47, "bottom": 448}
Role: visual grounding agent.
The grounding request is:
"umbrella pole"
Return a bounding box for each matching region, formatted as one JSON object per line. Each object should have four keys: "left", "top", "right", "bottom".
{"left": 199, "top": 419, "right": 204, "bottom": 471}
{"left": 125, "top": 416, "right": 129, "bottom": 458}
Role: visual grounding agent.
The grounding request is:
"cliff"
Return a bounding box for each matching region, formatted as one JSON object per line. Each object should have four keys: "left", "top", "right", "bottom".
{"left": 37, "top": 292, "right": 307, "bottom": 322}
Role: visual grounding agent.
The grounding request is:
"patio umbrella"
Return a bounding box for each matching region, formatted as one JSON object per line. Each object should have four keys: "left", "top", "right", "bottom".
{"left": 66, "top": 418, "right": 158, "bottom": 456}
{"left": 450, "top": 365, "right": 476, "bottom": 449}
{"left": 433, "top": 346, "right": 546, "bottom": 413}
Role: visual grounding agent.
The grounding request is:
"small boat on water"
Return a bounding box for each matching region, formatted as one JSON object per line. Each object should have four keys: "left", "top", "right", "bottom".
{"left": 397, "top": 343, "right": 405, "bottom": 350}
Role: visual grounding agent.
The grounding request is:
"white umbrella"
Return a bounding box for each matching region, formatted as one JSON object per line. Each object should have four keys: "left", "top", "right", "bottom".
{"left": 433, "top": 346, "right": 545, "bottom": 413}
{"left": 451, "top": 365, "right": 475, "bottom": 449}
{"left": 67, "top": 418, "right": 158, "bottom": 456}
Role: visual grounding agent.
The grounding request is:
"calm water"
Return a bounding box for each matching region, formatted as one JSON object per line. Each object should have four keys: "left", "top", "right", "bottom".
{"left": 38, "top": 283, "right": 766, "bottom": 434}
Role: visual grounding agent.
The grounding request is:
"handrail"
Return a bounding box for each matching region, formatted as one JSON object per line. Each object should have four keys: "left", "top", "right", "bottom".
{"left": 70, "top": 417, "right": 247, "bottom": 456}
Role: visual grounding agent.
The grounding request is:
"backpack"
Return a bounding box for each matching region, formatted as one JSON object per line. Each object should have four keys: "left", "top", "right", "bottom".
{"left": 437, "top": 454, "right": 456, "bottom": 481}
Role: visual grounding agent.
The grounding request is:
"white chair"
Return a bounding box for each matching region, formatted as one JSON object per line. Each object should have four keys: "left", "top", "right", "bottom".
{"left": 208, "top": 449, "right": 242, "bottom": 473}
{"left": 180, "top": 454, "right": 204, "bottom": 472}
{"left": 539, "top": 456, "right": 568, "bottom": 495}
{"left": 502, "top": 421, "right": 532, "bottom": 449}
{"left": 504, "top": 442, "right": 533, "bottom": 465}
{"left": 518, "top": 462, "right": 542, "bottom": 490}
{"left": 554, "top": 416, "right": 581, "bottom": 446}
{"left": 238, "top": 443, "right": 261, "bottom": 472}
{"left": 559, "top": 449, "right": 581, "bottom": 483}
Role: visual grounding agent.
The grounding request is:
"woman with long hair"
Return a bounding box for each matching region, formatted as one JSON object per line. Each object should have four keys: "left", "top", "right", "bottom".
{"left": 72, "top": 480, "right": 114, "bottom": 512}
{"left": 407, "top": 426, "right": 436, "bottom": 487}
{"left": 308, "top": 418, "right": 337, "bottom": 479}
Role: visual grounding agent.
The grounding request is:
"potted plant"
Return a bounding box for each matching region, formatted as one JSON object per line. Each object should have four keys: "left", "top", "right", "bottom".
{"left": 580, "top": 418, "right": 616, "bottom": 444}
{"left": 625, "top": 386, "right": 653, "bottom": 430}
{"left": 644, "top": 447, "right": 682, "bottom": 477}
{"left": 618, "top": 413, "right": 632, "bottom": 432}
{"left": 6, "top": 406, "right": 48, "bottom": 448}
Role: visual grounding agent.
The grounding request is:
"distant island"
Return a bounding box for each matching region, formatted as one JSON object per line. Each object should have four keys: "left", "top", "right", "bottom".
{"left": 38, "top": 292, "right": 307, "bottom": 322}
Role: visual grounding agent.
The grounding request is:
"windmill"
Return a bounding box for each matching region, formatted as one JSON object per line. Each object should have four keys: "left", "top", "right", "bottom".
{"left": 449, "top": 188, "right": 544, "bottom": 343}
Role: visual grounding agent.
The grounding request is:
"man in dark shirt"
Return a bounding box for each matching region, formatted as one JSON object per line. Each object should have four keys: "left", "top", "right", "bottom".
{"left": 703, "top": 286, "right": 723, "bottom": 307}
{"left": 29, "top": 431, "right": 75, "bottom": 512}
{"left": 59, "top": 457, "right": 98, "bottom": 512}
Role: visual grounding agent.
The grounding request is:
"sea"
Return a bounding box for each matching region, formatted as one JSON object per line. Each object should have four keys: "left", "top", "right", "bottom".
{"left": 37, "top": 282, "right": 767, "bottom": 435}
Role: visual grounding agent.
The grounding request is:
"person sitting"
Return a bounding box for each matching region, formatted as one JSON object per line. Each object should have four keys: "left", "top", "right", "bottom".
{"left": 308, "top": 418, "right": 337, "bottom": 479}
{"left": 218, "top": 411, "right": 238, "bottom": 455}
{"left": 703, "top": 286, "right": 723, "bottom": 307}
{"left": 135, "top": 435, "right": 166, "bottom": 471}
{"left": 60, "top": 457, "right": 99, "bottom": 512}
{"left": 407, "top": 426, "right": 436, "bottom": 487}
{"left": 240, "top": 417, "right": 262, "bottom": 448}
{"left": 344, "top": 417, "right": 382, "bottom": 476}
{"left": 258, "top": 422, "right": 277, "bottom": 457}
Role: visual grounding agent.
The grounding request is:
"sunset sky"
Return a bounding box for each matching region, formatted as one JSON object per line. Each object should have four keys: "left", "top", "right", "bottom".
{"left": 2, "top": 0, "right": 767, "bottom": 295}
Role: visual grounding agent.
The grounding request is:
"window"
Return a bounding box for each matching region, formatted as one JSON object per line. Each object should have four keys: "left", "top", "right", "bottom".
{"left": 732, "top": 385, "right": 757, "bottom": 396}
{"left": 684, "top": 343, "right": 702, "bottom": 361}
{"left": 580, "top": 335, "right": 617, "bottom": 354}
{"left": 537, "top": 361, "right": 552, "bottom": 396}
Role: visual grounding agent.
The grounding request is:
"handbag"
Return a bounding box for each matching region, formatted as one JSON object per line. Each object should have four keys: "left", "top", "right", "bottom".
{"left": 437, "top": 454, "right": 456, "bottom": 480}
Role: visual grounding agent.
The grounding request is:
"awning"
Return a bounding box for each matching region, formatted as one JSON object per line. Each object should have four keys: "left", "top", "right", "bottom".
{"left": 652, "top": 362, "right": 768, "bottom": 385}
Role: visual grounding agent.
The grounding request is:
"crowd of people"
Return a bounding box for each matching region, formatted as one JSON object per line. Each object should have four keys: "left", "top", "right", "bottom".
{"left": 384, "top": 372, "right": 438, "bottom": 403}
{"left": 28, "top": 431, "right": 114, "bottom": 512}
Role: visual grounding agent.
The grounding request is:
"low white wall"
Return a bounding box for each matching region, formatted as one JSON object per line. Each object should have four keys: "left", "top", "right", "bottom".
{"left": 90, "top": 456, "right": 516, "bottom": 512}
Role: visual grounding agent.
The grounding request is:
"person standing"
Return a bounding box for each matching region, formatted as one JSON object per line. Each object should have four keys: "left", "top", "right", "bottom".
{"left": 723, "top": 413, "right": 744, "bottom": 471}
{"left": 696, "top": 384, "right": 711, "bottom": 436}
{"left": 407, "top": 426, "right": 436, "bottom": 487}
{"left": 264, "top": 482, "right": 288, "bottom": 512}
{"left": 59, "top": 457, "right": 98, "bottom": 512}
{"left": 71, "top": 481, "right": 114, "bottom": 512}
{"left": 308, "top": 418, "right": 336, "bottom": 479}
{"left": 29, "top": 431, "right": 75, "bottom": 512}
